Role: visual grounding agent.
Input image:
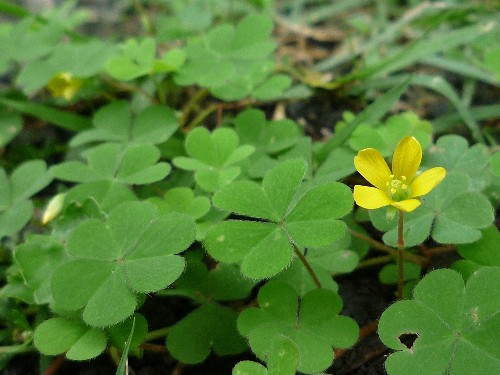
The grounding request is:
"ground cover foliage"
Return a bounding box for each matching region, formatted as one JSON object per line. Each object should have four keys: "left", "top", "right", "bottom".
{"left": 0, "top": 0, "right": 499, "bottom": 374}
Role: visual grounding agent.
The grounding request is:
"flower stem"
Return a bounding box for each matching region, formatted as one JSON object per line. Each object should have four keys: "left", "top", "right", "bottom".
{"left": 348, "top": 229, "right": 427, "bottom": 266}
{"left": 397, "top": 210, "right": 405, "bottom": 300}
{"left": 292, "top": 243, "right": 322, "bottom": 288}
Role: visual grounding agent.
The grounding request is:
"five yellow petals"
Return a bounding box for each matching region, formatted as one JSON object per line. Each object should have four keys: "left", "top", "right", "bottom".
{"left": 353, "top": 136, "right": 446, "bottom": 212}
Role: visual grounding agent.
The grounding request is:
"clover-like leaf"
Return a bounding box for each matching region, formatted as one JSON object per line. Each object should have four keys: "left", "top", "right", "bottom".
{"left": 491, "top": 152, "right": 500, "bottom": 177}
{"left": 14, "top": 234, "right": 70, "bottom": 304}
{"left": 51, "top": 201, "right": 196, "bottom": 327}
{"left": 425, "top": 135, "right": 491, "bottom": 191}
{"left": 0, "top": 108, "right": 22, "bottom": 147}
{"left": 34, "top": 317, "right": 107, "bottom": 360}
{"left": 70, "top": 101, "right": 178, "bottom": 147}
{"left": 51, "top": 143, "right": 170, "bottom": 211}
{"left": 148, "top": 187, "right": 210, "bottom": 220}
{"left": 16, "top": 39, "right": 118, "bottom": 94}
{"left": 232, "top": 336, "right": 299, "bottom": 375}
{"left": 166, "top": 302, "right": 247, "bottom": 364}
{"left": 106, "top": 313, "right": 148, "bottom": 354}
{"left": 234, "top": 109, "right": 300, "bottom": 155}
{"left": 205, "top": 159, "right": 353, "bottom": 279}
{"left": 0, "top": 160, "right": 53, "bottom": 238}
{"left": 370, "top": 172, "right": 494, "bottom": 246}
{"left": 348, "top": 112, "right": 432, "bottom": 157}
{"left": 238, "top": 281, "right": 359, "bottom": 374}
{"left": 452, "top": 226, "right": 500, "bottom": 279}
{"left": 173, "top": 127, "right": 254, "bottom": 192}
{"left": 161, "top": 249, "right": 255, "bottom": 302}
{"left": 378, "top": 267, "right": 500, "bottom": 375}
{"left": 107, "top": 38, "right": 156, "bottom": 81}
{"left": 175, "top": 14, "right": 290, "bottom": 100}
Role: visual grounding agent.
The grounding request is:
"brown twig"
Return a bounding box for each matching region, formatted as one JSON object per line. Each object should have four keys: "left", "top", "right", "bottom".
{"left": 42, "top": 354, "right": 65, "bottom": 375}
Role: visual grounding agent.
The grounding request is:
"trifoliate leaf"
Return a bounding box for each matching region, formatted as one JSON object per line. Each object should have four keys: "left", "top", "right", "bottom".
{"left": 456, "top": 225, "right": 500, "bottom": 268}
{"left": 371, "top": 172, "right": 494, "bottom": 246}
{"left": 166, "top": 303, "right": 247, "bottom": 364}
{"left": 378, "top": 268, "right": 500, "bottom": 375}
{"left": 16, "top": 40, "right": 117, "bottom": 94}
{"left": 425, "top": 135, "right": 491, "bottom": 191}
{"left": 70, "top": 101, "right": 178, "bottom": 147}
{"left": 234, "top": 109, "right": 299, "bottom": 155}
{"left": 51, "top": 201, "right": 195, "bottom": 326}
{"left": 149, "top": 187, "right": 210, "bottom": 220}
{"left": 14, "top": 235, "right": 70, "bottom": 304}
{"left": 206, "top": 159, "right": 352, "bottom": 279}
{"left": 173, "top": 127, "right": 254, "bottom": 192}
{"left": 238, "top": 281, "right": 359, "bottom": 374}
{"left": 34, "top": 318, "right": 106, "bottom": 360}
{"left": 175, "top": 14, "right": 289, "bottom": 100}
{"left": 107, "top": 38, "right": 156, "bottom": 81}
{"left": 0, "top": 160, "right": 53, "bottom": 238}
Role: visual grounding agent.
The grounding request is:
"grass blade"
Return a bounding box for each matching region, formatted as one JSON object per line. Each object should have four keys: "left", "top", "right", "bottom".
{"left": 116, "top": 317, "right": 136, "bottom": 375}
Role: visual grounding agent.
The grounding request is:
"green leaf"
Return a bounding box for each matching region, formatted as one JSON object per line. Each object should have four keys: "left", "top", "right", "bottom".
{"left": 107, "top": 313, "right": 147, "bottom": 353}
{"left": 315, "top": 147, "right": 356, "bottom": 182}
{"left": 234, "top": 109, "right": 299, "bottom": 155}
{"left": 52, "top": 143, "right": 170, "bottom": 185}
{"left": 378, "top": 268, "right": 500, "bottom": 375}
{"left": 11, "top": 160, "right": 53, "bottom": 202}
{"left": 373, "top": 172, "right": 494, "bottom": 246}
{"left": 0, "top": 108, "right": 22, "bottom": 147}
{"left": 207, "top": 160, "right": 352, "bottom": 279}
{"left": 318, "top": 79, "right": 409, "bottom": 162}
{"left": 238, "top": 281, "right": 358, "bottom": 374}
{"left": 233, "top": 361, "right": 267, "bottom": 375}
{"left": 34, "top": 318, "right": 106, "bottom": 360}
{"left": 0, "top": 160, "right": 52, "bottom": 238}
{"left": 274, "top": 232, "right": 359, "bottom": 296}
{"left": 161, "top": 250, "right": 255, "bottom": 302}
{"left": 173, "top": 127, "right": 254, "bottom": 192}
{"left": 166, "top": 303, "right": 247, "bottom": 364}
{"left": 153, "top": 48, "right": 186, "bottom": 73}
{"left": 51, "top": 202, "right": 196, "bottom": 326}
{"left": 491, "top": 152, "right": 500, "bottom": 177}
{"left": 107, "top": 38, "right": 156, "bottom": 81}
{"left": 205, "top": 221, "right": 291, "bottom": 279}
{"left": 425, "top": 135, "right": 490, "bottom": 191}
{"left": 70, "top": 101, "right": 178, "bottom": 147}
{"left": 16, "top": 40, "right": 118, "bottom": 94}
{"left": 14, "top": 234, "right": 70, "bottom": 304}
{"left": 348, "top": 111, "right": 433, "bottom": 157}
{"left": 149, "top": 187, "right": 210, "bottom": 220}
{"left": 379, "top": 262, "right": 421, "bottom": 284}
{"left": 175, "top": 14, "right": 289, "bottom": 100}
{"left": 115, "top": 316, "right": 136, "bottom": 375}
{"left": 457, "top": 226, "right": 500, "bottom": 267}
{"left": 0, "top": 97, "right": 91, "bottom": 132}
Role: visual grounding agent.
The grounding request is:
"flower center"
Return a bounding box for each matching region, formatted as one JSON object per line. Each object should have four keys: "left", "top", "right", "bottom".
{"left": 386, "top": 175, "right": 411, "bottom": 201}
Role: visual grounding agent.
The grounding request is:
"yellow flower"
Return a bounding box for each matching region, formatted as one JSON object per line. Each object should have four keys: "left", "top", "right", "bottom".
{"left": 47, "top": 72, "right": 83, "bottom": 101}
{"left": 353, "top": 136, "right": 446, "bottom": 212}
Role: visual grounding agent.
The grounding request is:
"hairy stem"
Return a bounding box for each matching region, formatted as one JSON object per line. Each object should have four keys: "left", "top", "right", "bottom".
{"left": 292, "top": 243, "right": 322, "bottom": 288}
{"left": 397, "top": 210, "right": 405, "bottom": 300}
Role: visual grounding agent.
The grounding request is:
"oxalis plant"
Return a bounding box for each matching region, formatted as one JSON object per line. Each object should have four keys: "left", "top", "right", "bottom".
{"left": 0, "top": 1, "right": 499, "bottom": 375}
